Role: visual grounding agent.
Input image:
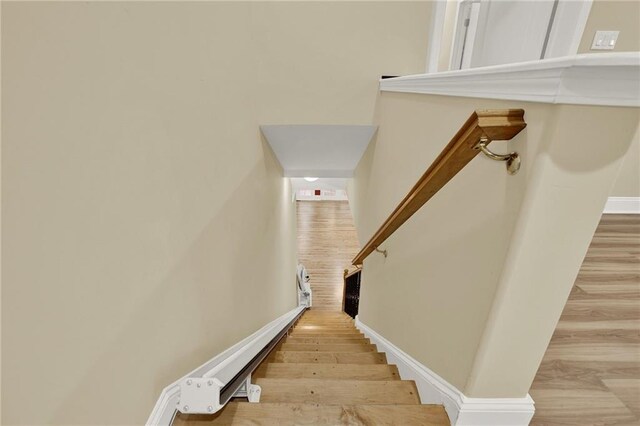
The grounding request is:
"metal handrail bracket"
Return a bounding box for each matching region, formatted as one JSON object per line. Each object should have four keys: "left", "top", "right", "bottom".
{"left": 475, "top": 136, "right": 521, "bottom": 175}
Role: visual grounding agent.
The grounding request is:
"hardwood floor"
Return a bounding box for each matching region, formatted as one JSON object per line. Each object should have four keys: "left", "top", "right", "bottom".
{"left": 296, "top": 201, "right": 360, "bottom": 311}
{"left": 530, "top": 214, "right": 640, "bottom": 425}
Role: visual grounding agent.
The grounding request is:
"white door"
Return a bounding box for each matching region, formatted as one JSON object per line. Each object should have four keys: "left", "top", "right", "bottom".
{"left": 450, "top": 0, "right": 589, "bottom": 70}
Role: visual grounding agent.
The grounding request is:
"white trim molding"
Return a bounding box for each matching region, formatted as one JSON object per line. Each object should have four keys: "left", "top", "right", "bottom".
{"left": 604, "top": 197, "right": 640, "bottom": 214}
{"left": 355, "top": 317, "right": 535, "bottom": 426}
{"left": 146, "top": 306, "right": 305, "bottom": 425}
{"left": 380, "top": 52, "right": 640, "bottom": 107}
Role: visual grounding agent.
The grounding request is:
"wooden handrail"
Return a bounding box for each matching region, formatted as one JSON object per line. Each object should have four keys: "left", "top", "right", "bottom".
{"left": 352, "top": 109, "right": 526, "bottom": 266}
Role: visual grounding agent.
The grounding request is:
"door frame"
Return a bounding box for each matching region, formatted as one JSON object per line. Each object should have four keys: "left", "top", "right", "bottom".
{"left": 445, "top": 0, "right": 593, "bottom": 71}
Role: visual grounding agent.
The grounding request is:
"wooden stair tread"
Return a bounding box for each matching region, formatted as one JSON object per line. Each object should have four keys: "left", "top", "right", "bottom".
{"left": 270, "top": 351, "right": 387, "bottom": 364}
{"left": 298, "top": 317, "right": 353, "bottom": 321}
{"left": 280, "top": 343, "right": 377, "bottom": 352}
{"left": 173, "top": 402, "right": 450, "bottom": 425}
{"left": 253, "top": 363, "right": 400, "bottom": 380}
{"left": 298, "top": 317, "right": 352, "bottom": 321}
{"left": 297, "top": 319, "right": 350, "bottom": 322}
{"left": 296, "top": 324, "right": 354, "bottom": 328}
{"left": 288, "top": 334, "right": 365, "bottom": 338}
{"left": 255, "top": 378, "right": 421, "bottom": 405}
{"left": 284, "top": 337, "right": 370, "bottom": 344}
{"left": 172, "top": 310, "right": 449, "bottom": 425}
{"left": 298, "top": 317, "right": 353, "bottom": 320}
{"left": 290, "top": 330, "right": 364, "bottom": 336}
{"left": 293, "top": 323, "right": 358, "bottom": 326}
{"left": 294, "top": 326, "right": 358, "bottom": 331}
{"left": 295, "top": 320, "right": 355, "bottom": 328}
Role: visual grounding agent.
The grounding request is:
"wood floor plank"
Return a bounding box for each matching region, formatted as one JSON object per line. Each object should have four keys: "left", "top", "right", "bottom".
{"left": 531, "top": 214, "right": 640, "bottom": 424}
{"left": 542, "top": 343, "right": 640, "bottom": 363}
{"left": 554, "top": 319, "right": 640, "bottom": 331}
{"left": 529, "top": 388, "right": 637, "bottom": 425}
{"left": 577, "top": 284, "right": 640, "bottom": 298}
{"left": 533, "top": 360, "right": 640, "bottom": 391}
{"left": 549, "top": 327, "right": 640, "bottom": 344}
{"left": 559, "top": 299, "right": 640, "bottom": 321}
{"left": 601, "top": 378, "right": 640, "bottom": 417}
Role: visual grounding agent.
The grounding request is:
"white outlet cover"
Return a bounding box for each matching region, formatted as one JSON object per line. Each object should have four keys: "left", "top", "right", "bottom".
{"left": 591, "top": 31, "right": 620, "bottom": 50}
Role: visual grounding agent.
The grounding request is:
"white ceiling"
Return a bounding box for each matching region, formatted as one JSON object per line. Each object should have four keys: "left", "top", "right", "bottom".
{"left": 290, "top": 177, "right": 348, "bottom": 192}
{"left": 261, "top": 125, "right": 376, "bottom": 177}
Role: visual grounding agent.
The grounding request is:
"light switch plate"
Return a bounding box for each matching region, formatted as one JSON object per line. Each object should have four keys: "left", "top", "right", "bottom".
{"left": 591, "top": 31, "right": 619, "bottom": 50}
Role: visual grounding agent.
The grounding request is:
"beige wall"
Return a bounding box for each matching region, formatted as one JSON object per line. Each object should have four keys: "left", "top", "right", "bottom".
{"left": 1, "top": 2, "right": 430, "bottom": 425}
{"left": 348, "top": 92, "right": 638, "bottom": 397}
{"left": 579, "top": 0, "right": 640, "bottom": 198}
{"left": 578, "top": 0, "right": 640, "bottom": 53}
{"left": 252, "top": 2, "right": 431, "bottom": 124}
{"left": 610, "top": 129, "right": 639, "bottom": 197}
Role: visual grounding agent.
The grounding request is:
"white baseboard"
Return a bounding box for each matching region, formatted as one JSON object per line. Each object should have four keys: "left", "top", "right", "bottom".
{"left": 355, "top": 317, "right": 535, "bottom": 426}
{"left": 604, "top": 197, "right": 640, "bottom": 214}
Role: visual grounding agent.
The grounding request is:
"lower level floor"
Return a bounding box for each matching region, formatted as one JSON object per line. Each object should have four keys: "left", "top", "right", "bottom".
{"left": 530, "top": 214, "right": 640, "bottom": 425}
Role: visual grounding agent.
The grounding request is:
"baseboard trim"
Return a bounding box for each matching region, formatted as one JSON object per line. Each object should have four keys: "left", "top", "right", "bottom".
{"left": 604, "top": 197, "right": 640, "bottom": 214}
{"left": 355, "top": 317, "right": 535, "bottom": 425}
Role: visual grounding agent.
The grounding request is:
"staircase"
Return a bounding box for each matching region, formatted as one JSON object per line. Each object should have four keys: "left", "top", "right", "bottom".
{"left": 174, "top": 310, "right": 450, "bottom": 425}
